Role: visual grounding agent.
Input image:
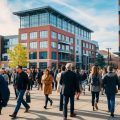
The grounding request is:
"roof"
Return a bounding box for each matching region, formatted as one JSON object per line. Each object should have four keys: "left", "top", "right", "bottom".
{"left": 13, "top": 6, "right": 93, "bottom": 32}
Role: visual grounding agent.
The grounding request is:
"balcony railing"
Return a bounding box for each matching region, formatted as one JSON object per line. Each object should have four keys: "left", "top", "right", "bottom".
{"left": 58, "top": 49, "right": 71, "bottom": 53}
{"left": 58, "top": 39, "right": 71, "bottom": 45}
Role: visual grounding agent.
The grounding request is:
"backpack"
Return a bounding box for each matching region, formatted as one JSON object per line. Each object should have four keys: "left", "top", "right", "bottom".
{"left": 91, "top": 75, "right": 100, "bottom": 86}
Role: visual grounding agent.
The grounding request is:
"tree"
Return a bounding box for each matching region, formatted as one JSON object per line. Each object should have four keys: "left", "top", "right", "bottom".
{"left": 7, "top": 43, "right": 28, "bottom": 68}
{"left": 96, "top": 53, "right": 106, "bottom": 68}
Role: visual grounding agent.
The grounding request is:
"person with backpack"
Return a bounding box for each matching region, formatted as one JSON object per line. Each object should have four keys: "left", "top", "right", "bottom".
{"left": 102, "top": 66, "right": 120, "bottom": 117}
{"left": 0, "top": 74, "right": 10, "bottom": 115}
{"left": 89, "top": 65, "right": 101, "bottom": 111}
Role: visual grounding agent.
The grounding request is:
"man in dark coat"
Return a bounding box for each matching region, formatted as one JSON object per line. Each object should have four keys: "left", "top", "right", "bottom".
{"left": 102, "top": 66, "right": 119, "bottom": 117}
{"left": 9, "top": 65, "right": 30, "bottom": 118}
{"left": 0, "top": 74, "right": 10, "bottom": 115}
{"left": 60, "top": 63, "right": 80, "bottom": 120}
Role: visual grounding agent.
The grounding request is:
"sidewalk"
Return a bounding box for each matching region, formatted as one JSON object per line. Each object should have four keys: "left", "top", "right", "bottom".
{"left": 1, "top": 85, "right": 120, "bottom": 120}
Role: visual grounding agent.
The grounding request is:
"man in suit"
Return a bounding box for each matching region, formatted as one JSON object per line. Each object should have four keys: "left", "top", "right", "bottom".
{"left": 60, "top": 63, "right": 80, "bottom": 120}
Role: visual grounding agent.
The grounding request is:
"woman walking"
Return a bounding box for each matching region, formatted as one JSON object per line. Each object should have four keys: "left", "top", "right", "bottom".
{"left": 27, "top": 68, "right": 33, "bottom": 90}
{"left": 89, "top": 65, "right": 101, "bottom": 111}
{"left": 42, "top": 69, "right": 53, "bottom": 109}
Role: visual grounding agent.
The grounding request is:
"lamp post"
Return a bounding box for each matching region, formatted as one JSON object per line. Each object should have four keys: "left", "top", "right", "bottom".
{"left": 106, "top": 48, "right": 111, "bottom": 65}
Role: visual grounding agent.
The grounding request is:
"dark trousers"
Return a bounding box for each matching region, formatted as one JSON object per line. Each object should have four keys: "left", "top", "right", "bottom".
{"left": 13, "top": 86, "right": 17, "bottom": 99}
{"left": 14, "top": 89, "right": 29, "bottom": 114}
{"left": 106, "top": 94, "right": 115, "bottom": 113}
{"left": 45, "top": 94, "right": 52, "bottom": 107}
{"left": 59, "top": 92, "right": 63, "bottom": 111}
{"left": 92, "top": 92, "right": 99, "bottom": 106}
{"left": 29, "top": 80, "right": 33, "bottom": 90}
{"left": 63, "top": 95, "right": 74, "bottom": 118}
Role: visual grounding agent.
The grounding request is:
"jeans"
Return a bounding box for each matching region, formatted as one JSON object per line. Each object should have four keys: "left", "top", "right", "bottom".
{"left": 14, "top": 89, "right": 29, "bottom": 114}
{"left": 92, "top": 92, "right": 99, "bottom": 106}
{"left": 45, "top": 94, "right": 52, "bottom": 107}
{"left": 63, "top": 95, "right": 74, "bottom": 118}
{"left": 106, "top": 94, "right": 115, "bottom": 113}
{"left": 59, "top": 92, "right": 63, "bottom": 111}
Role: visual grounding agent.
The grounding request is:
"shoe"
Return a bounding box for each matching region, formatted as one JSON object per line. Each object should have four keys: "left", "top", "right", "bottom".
{"left": 9, "top": 113, "right": 17, "bottom": 118}
{"left": 50, "top": 100, "right": 53, "bottom": 106}
{"left": 24, "top": 106, "right": 30, "bottom": 113}
{"left": 59, "top": 109, "right": 63, "bottom": 111}
{"left": 44, "top": 106, "right": 47, "bottom": 109}
{"left": 95, "top": 103, "right": 98, "bottom": 110}
{"left": 70, "top": 113, "right": 76, "bottom": 117}
{"left": 111, "top": 113, "right": 114, "bottom": 117}
{"left": 63, "top": 117, "right": 67, "bottom": 120}
{"left": 93, "top": 107, "right": 95, "bottom": 111}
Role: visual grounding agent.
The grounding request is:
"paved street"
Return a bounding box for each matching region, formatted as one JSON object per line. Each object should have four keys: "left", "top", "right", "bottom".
{"left": 1, "top": 85, "right": 120, "bottom": 120}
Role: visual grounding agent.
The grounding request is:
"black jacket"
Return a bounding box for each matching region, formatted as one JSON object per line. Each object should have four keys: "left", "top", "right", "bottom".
{"left": 60, "top": 70, "right": 79, "bottom": 96}
{"left": 16, "top": 71, "right": 30, "bottom": 90}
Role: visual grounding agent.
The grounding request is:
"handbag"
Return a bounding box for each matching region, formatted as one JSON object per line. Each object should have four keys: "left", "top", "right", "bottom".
{"left": 26, "top": 92, "right": 31, "bottom": 103}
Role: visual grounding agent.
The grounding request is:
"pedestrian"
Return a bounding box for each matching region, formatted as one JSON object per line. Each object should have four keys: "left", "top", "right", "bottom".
{"left": 101, "top": 67, "right": 107, "bottom": 95}
{"left": 9, "top": 65, "right": 30, "bottom": 118}
{"left": 0, "top": 74, "right": 10, "bottom": 115}
{"left": 75, "top": 68, "right": 82, "bottom": 100}
{"left": 12, "top": 69, "right": 18, "bottom": 99}
{"left": 89, "top": 65, "right": 101, "bottom": 111}
{"left": 60, "top": 63, "right": 80, "bottom": 120}
{"left": 27, "top": 68, "right": 33, "bottom": 90}
{"left": 42, "top": 69, "right": 53, "bottom": 109}
{"left": 2, "top": 69, "right": 9, "bottom": 84}
{"left": 102, "top": 66, "right": 119, "bottom": 117}
{"left": 56, "top": 65, "right": 66, "bottom": 111}
{"left": 54, "top": 68, "right": 58, "bottom": 90}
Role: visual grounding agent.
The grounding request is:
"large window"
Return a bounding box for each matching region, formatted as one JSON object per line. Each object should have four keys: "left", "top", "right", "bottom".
{"left": 29, "top": 52, "right": 37, "bottom": 59}
{"left": 40, "top": 31, "right": 48, "bottom": 38}
{"left": 68, "top": 23, "right": 71, "bottom": 32}
{"left": 51, "top": 42, "right": 57, "bottom": 48}
{"left": 58, "top": 33, "right": 61, "bottom": 40}
{"left": 40, "top": 41, "right": 48, "bottom": 48}
{"left": 50, "top": 14, "right": 57, "bottom": 27}
{"left": 71, "top": 24, "right": 74, "bottom": 34}
{"left": 66, "top": 36, "right": 69, "bottom": 43}
{"left": 70, "top": 38, "right": 74, "bottom": 44}
{"left": 30, "top": 42, "right": 37, "bottom": 49}
{"left": 57, "top": 17, "right": 62, "bottom": 28}
{"left": 30, "top": 15, "right": 38, "bottom": 27}
{"left": 20, "top": 16, "right": 29, "bottom": 28}
{"left": 9, "top": 38, "right": 18, "bottom": 46}
{"left": 39, "top": 62, "right": 47, "bottom": 69}
{"left": 39, "top": 13, "right": 49, "bottom": 26}
{"left": 30, "top": 32, "right": 37, "bottom": 39}
{"left": 39, "top": 52, "right": 47, "bottom": 59}
{"left": 63, "top": 20, "right": 67, "bottom": 31}
{"left": 52, "top": 32, "right": 57, "bottom": 39}
{"left": 52, "top": 52, "right": 57, "bottom": 59}
{"left": 29, "top": 62, "right": 37, "bottom": 68}
{"left": 66, "top": 45, "right": 69, "bottom": 51}
{"left": 21, "top": 33, "right": 27, "bottom": 40}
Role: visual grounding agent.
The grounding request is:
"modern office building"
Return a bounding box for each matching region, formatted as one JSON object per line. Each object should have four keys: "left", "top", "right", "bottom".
{"left": 13, "top": 6, "right": 97, "bottom": 69}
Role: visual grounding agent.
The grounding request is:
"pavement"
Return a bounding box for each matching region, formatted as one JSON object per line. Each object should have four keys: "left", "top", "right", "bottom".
{"left": 1, "top": 85, "right": 120, "bottom": 120}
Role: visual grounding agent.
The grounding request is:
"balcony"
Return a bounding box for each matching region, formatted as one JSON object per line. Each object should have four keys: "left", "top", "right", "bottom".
{"left": 58, "top": 39, "right": 71, "bottom": 45}
{"left": 58, "top": 49, "right": 71, "bottom": 54}
{"left": 59, "top": 59, "right": 74, "bottom": 62}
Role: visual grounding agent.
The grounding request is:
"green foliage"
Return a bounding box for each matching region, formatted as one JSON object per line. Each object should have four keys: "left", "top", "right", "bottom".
{"left": 7, "top": 44, "right": 28, "bottom": 68}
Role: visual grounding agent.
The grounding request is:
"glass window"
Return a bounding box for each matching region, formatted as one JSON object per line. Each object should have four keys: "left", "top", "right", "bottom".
{"left": 21, "top": 43, "right": 27, "bottom": 48}
{"left": 77, "top": 39, "right": 79, "bottom": 45}
{"left": 39, "top": 13, "right": 49, "bottom": 26}
{"left": 57, "top": 17, "right": 62, "bottom": 28}
{"left": 66, "top": 45, "right": 69, "bottom": 51}
{"left": 30, "top": 42, "right": 37, "bottom": 49}
{"left": 29, "top": 52, "right": 37, "bottom": 59}
{"left": 58, "top": 33, "right": 61, "bottom": 40}
{"left": 63, "top": 20, "right": 67, "bottom": 31}
{"left": 9, "top": 38, "right": 18, "bottom": 46}
{"left": 40, "top": 31, "right": 48, "bottom": 38}
{"left": 70, "top": 38, "right": 73, "bottom": 44}
{"left": 39, "top": 62, "right": 47, "bottom": 69}
{"left": 30, "top": 32, "right": 37, "bottom": 39}
{"left": 68, "top": 23, "right": 71, "bottom": 32}
{"left": 92, "top": 45, "right": 94, "bottom": 49}
{"left": 52, "top": 32, "right": 57, "bottom": 39}
{"left": 39, "top": 52, "right": 47, "bottom": 59}
{"left": 62, "top": 35, "right": 65, "bottom": 41}
{"left": 51, "top": 42, "right": 57, "bottom": 48}
{"left": 21, "top": 33, "right": 27, "bottom": 40}
{"left": 62, "top": 45, "right": 65, "bottom": 50}
{"left": 30, "top": 15, "right": 38, "bottom": 27}
{"left": 21, "top": 16, "right": 29, "bottom": 28}
{"left": 50, "top": 14, "right": 57, "bottom": 27}
{"left": 52, "top": 52, "right": 57, "bottom": 59}
{"left": 58, "top": 44, "right": 61, "bottom": 49}
{"left": 71, "top": 24, "right": 74, "bottom": 34}
{"left": 66, "top": 36, "right": 69, "bottom": 43}
{"left": 86, "top": 43, "right": 88, "bottom": 48}
{"left": 40, "top": 41, "right": 48, "bottom": 48}
{"left": 29, "top": 62, "right": 37, "bottom": 68}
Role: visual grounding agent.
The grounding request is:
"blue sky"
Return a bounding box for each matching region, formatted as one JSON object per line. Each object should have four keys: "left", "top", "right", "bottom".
{"left": 0, "top": 0, "right": 118, "bottom": 52}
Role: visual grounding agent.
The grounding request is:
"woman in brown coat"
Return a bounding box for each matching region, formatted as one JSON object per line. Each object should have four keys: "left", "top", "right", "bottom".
{"left": 42, "top": 69, "right": 53, "bottom": 109}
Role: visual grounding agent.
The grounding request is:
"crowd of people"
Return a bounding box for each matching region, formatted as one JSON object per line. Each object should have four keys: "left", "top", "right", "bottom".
{"left": 0, "top": 64, "right": 120, "bottom": 120}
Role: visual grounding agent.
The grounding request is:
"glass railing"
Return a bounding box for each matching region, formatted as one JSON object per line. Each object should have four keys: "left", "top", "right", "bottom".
{"left": 58, "top": 39, "right": 71, "bottom": 44}
{"left": 58, "top": 49, "right": 71, "bottom": 53}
